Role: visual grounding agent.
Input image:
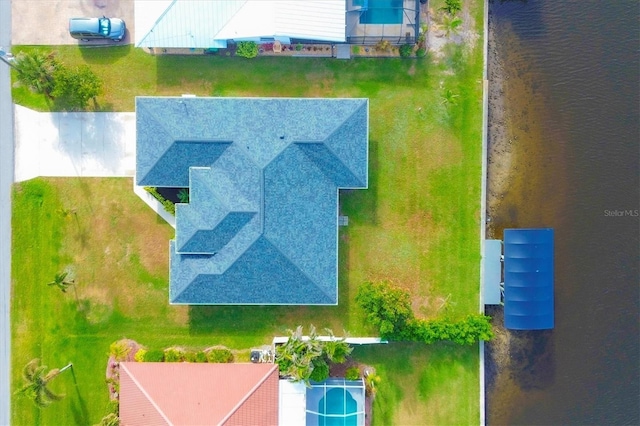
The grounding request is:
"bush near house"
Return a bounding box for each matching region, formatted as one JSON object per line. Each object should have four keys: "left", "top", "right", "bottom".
{"left": 163, "top": 347, "right": 185, "bottom": 362}
{"left": 399, "top": 44, "right": 414, "bottom": 57}
{"left": 134, "top": 349, "right": 147, "bottom": 362}
{"left": 275, "top": 326, "right": 352, "bottom": 385}
{"left": 143, "top": 186, "right": 175, "bottom": 215}
{"left": 235, "top": 41, "right": 259, "bottom": 59}
{"left": 143, "top": 349, "right": 165, "bottom": 363}
{"left": 309, "top": 358, "right": 330, "bottom": 383}
{"left": 205, "top": 348, "right": 234, "bottom": 363}
{"left": 345, "top": 366, "right": 361, "bottom": 381}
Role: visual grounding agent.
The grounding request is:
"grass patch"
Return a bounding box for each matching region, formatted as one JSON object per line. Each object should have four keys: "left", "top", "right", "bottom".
{"left": 353, "top": 343, "right": 479, "bottom": 426}
{"left": 11, "top": 1, "right": 484, "bottom": 422}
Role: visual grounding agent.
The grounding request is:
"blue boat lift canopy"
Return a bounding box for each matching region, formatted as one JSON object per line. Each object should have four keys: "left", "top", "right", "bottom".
{"left": 503, "top": 228, "right": 555, "bottom": 330}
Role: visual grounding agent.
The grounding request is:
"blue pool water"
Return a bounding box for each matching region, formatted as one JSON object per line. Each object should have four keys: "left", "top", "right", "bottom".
{"left": 357, "top": 0, "right": 404, "bottom": 25}
{"left": 318, "top": 388, "right": 358, "bottom": 426}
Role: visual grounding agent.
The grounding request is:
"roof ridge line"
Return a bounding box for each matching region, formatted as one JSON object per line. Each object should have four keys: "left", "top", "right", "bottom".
{"left": 136, "top": 101, "right": 182, "bottom": 185}
{"left": 321, "top": 101, "right": 367, "bottom": 186}
{"left": 171, "top": 230, "right": 263, "bottom": 302}
{"left": 265, "top": 236, "right": 335, "bottom": 302}
{"left": 294, "top": 100, "right": 367, "bottom": 186}
{"left": 137, "top": 0, "right": 179, "bottom": 47}
{"left": 214, "top": 0, "right": 252, "bottom": 41}
{"left": 120, "top": 364, "right": 174, "bottom": 425}
{"left": 218, "top": 364, "right": 278, "bottom": 425}
{"left": 295, "top": 141, "right": 361, "bottom": 187}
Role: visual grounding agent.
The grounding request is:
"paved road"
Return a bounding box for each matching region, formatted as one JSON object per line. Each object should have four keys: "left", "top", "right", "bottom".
{"left": 0, "top": 0, "right": 14, "bottom": 422}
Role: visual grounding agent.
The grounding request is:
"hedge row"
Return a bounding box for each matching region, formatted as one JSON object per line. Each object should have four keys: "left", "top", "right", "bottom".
{"left": 135, "top": 347, "right": 234, "bottom": 363}
{"left": 143, "top": 186, "right": 175, "bottom": 215}
{"left": 356, "top": 281, "right": 493, "bottom": 344}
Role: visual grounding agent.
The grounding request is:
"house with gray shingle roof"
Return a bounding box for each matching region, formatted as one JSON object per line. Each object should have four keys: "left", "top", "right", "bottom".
{"left": 136, "top": 97, "right": 368, "bottom": 304}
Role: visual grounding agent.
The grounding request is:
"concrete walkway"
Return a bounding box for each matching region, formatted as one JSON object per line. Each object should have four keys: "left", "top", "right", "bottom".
{"left": 0, "top": 0, "right": 13, "bottom": 422}
{"left": 14, "top": 105, "right": 136, "bottom": 182}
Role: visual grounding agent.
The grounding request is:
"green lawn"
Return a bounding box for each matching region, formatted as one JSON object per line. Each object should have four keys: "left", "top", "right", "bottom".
{"left": 11, "top": 2, "right": 484, "bottom": 423}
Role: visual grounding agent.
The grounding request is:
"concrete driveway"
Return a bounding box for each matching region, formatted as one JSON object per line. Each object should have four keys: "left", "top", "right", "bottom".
{"left": 14, "top": 105, "right": 136, "bottom": 181}
{"left": 12, "top": 0, "right": 134, "bottom": 45}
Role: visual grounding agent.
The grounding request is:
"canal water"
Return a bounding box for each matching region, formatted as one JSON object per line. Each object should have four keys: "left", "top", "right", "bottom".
{"left": 485, "top": 0, "right": 639, "bottom": 424}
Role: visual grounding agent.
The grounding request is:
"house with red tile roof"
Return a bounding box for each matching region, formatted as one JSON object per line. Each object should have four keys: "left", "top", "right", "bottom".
{"left": 119, "top": 362, "right": 279, "bottom": 426}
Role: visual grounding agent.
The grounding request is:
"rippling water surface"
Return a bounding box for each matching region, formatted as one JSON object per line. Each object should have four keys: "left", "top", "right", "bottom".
{"left": 486, "top": 1, "right": 639, "bottom": 424}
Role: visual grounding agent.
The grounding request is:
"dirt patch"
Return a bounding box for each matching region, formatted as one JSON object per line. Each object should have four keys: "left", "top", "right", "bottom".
{"left": 428, "top": 0, "right": 480, "bottom": 61}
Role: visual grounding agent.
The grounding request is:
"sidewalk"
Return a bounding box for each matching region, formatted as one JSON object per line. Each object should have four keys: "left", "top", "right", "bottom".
{"left": 14, "top": 105, "right": 136, "bottom": 182}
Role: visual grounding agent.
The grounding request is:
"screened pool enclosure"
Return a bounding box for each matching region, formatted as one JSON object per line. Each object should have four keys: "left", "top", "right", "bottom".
{"left": 306, "top": 378, "right": 366, "bottom": 426}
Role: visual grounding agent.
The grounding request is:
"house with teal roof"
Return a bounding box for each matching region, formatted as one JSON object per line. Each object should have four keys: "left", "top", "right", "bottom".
{"left": 136, "top": 97, "right": 369, "bottom": 304}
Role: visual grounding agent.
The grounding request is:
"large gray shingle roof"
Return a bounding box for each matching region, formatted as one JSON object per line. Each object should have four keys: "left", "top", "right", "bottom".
{"left": 136, "top": 97, "right": 368, "bottom": 304}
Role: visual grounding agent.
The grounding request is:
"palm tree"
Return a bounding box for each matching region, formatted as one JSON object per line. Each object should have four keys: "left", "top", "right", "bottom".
{"left": 16, "top": 359, "right": 73, "bottom": 408}
{"left": 177, "top": 188, "right": 189, "bottom": 203}
{"left": 441, "top": 88, "right": 460, "bottom": 106}
{"left": 440, "top": 0, "right": 462, "bottom": 16}
{"left": 442, "top": 15, "right": 463, "bottom": 37}
{"left": 276, "top": 326, "right": 323, "bottom": 385}
{"left": 47, "top": 271, "right": 74, "bottom": 293}
{"left": 322, "top": 328, "right": 353, "bottom": 364}
{"left": 13, "top": 50, "right": 59, "bottom": 97}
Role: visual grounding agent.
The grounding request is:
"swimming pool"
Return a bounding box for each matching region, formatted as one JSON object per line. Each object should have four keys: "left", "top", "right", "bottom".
{"left": 356, "top": 0, "right": 404, "bottom": 25}
{"left": 306, "top": 379, "right": 365, "bottom": 426}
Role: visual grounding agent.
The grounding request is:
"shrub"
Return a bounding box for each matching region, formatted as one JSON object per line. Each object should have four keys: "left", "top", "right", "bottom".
{"left": 357, "top": 281, "right": 493, "bottom": 344}
{"left": 143, "top": 349, "right": 164, "bottom": 362}
{"left": 109, "top": 340, "right": 131, "bottom": 362}
{"left": 295, "top": 43, "right": 303, "bottom": 51}
{"left": 375, "top": 40, "right": 391, "bottom": 52}
{"left": 105, "top": 377, "right": 120, "bottom": 394}
{"left": 164, "top": 347, "right": 185, "bottom": 362}
{"left": 261, "top": 42, "right": 274, "bottom": 51}
{"left": 236, "top": 41, "right": 258, "bottom": 59}
{"left": 51, "top": 64, "right": 103, "bottom": 110}
{"left": 345, "top": 366, "right": 361, "bottom": 381}
{"left": 276, "top": 326, "right": 354, "bottom": 385}
{"left": 184, "top": 351, "right": 197, "bottom": 363}
{"left": 98, "top": 413, "right": 119, "bottom": 426}
{"left": 356, "top": 281, "right": 414, "bottom": 339}
{"left": 134, "top": 349, "right": 147, "bottom": 362}
{"left": 399, "top": 44, "right": 414, "bottom": 58}
{"left": 416, "top": 48, "right": 427, "bottom": 58}
{"left": 365, "top": 373, "right": 381, "bottom": 397}
{"left": 206, "top": 348, "right": 234, "bottom": 363}
{"left": 441, "top": 0, "right": 462, "bottom": 15}
{"left": 177, "top": 188, "right": 189, "bottom": 203}
{"left": 195, "top": 351, "right": 208, "bottom": 363}
{"left": 352, "top": 45, "right": 361, "bottom": 55}
{"left": 144, "top": 187, "right": 175, "bottom": 215}
{"left": 309, "top": 358, "right": 329, "bottom": 383}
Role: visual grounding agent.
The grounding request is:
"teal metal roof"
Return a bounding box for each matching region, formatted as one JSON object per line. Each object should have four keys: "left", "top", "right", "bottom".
{"left": 135, "top": 0, "right": 346, "bottom": 48}
{"left": 136, "top": 97, "right": 369, "bottom": 305}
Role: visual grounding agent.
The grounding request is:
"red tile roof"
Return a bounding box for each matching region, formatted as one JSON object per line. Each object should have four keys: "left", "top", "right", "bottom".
{"left": 119, "top": 362, "right": 279, "bottom": 426}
